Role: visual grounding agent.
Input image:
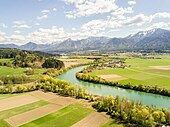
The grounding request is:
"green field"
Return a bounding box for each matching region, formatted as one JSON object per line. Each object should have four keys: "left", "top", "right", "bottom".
{"left": 0, "top": 66, "right": 45, "bottom": 83}
{"left": 90, "top": 57, "right": 170, "bottom": 90}
{"left": 21, "top": 103, "right": 94, "bottom": 127}
{"left": 0, "top": 100, "right": 49, "bottom": 127}
{"left": 0, "top": 59, "right": 13, "bottom": 63}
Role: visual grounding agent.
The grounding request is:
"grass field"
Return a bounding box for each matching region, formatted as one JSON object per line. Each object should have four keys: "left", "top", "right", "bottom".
{"left": 21, "top": 103, "right": 94, "bottom": 127}
{"left": 90, "top": 57, "right": 170, "bottom": 90}
{"left": 0, "top": 100, "right": 49, "bottom": 127}
{"left": 0, "top": 59, "right": 13, "bottom": 63}
{"left": 0, "top": 66, "right": 45, "bottom": 84}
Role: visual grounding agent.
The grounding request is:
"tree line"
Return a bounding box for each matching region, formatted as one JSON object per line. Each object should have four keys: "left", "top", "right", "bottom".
{"left": 76, "top": 72, "right": 170, "bottom": 97}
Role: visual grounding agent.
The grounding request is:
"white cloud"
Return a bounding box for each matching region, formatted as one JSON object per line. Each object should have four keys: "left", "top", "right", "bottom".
{"left": 111, "top": 7, "right": 133, "bottom": 17}
{"left": 0, "top": 31, "right": 6, "bottom": 35}
{"left": 35, "top": 22, "right": 40, "bottom": 26}
{"left": 72, "top": 27, "right": 76, "bottom": 31}
{"left": 53, "top": 8, "right": 57, "bottom": 11}
{"left": 123, "top": 14, "right": 151, "bottom": 26}
{"left": 64, "top": 0, "right": 118, "bottom": 18}
{"left": 151, "top": 12, "right": 170, "bottom": 19}
{"left": 14, "top": 30, "right": 21, "bottom": 34}
{"left": 37, "top": 15, "right": 48, "bottom": 20}
{"left": 13, "top": 20, "right": 26, "bottom": 25}
{"left": 128, "top": 0, "right": 136, "bottom": 5}
{"left": 41, "top": 10, "right": 50, "bottom": 14}
{"left": 0, "top": 23, "right": 8, "bottom": 28}
{"left": 147, "top": 22, "right": 170, "bottom": 30}
{"left": 13, "top": 24, "right": 32, "bottom": 28}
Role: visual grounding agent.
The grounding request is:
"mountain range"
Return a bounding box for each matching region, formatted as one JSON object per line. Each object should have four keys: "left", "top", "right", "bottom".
{"left": 0, "top": 28, "right": 170, "bottom": 52}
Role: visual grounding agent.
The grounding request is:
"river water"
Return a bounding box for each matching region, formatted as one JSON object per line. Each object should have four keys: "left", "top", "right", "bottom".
{"left": 58, "top": 66, "right": 170, "bottom": 109}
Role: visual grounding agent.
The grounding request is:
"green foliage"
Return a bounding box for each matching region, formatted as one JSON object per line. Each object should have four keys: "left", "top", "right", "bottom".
{"left": 93, "top": 95, "right": 168, "bottom": 127}
{"left": 25, "top": 68, "right": 34, "bottom": 75}
{"left": 0, "top": 75, "right": 31, "bottom": 85}
{"left": 42, "top": 57, "right": 65, "bottom": 69}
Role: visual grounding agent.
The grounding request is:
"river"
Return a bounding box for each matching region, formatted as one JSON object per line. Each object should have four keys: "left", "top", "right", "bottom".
{"left": 58, "top": 66, "right": 170, "bottom": 109}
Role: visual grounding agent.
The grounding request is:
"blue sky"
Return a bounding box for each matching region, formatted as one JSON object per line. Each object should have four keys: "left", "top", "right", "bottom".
{"left": 0, "top": 0, "right": 170, "bottom": 44}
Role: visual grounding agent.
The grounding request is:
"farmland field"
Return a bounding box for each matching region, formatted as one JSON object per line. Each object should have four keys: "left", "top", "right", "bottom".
{"left": 0, "top": 91, "right": 110, "bottom": 127}
{"left": 90, "top": 57, "right": 170, "bottom": 90}
{"left": 21, "top": 103, "right": 93, "bottom": 127}
{"left": 0, "top": 100, "right": 48, "bottom": 127}
{"left": 59, "top": 58, "right": 93, "bottom": 68}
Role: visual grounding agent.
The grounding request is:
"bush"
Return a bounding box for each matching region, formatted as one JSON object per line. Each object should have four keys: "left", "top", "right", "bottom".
{"left": 25, "top": 68, "right": 34, "bottom": 75}
{"left": 0, "top": 75, "right": 31, "bottom": 85}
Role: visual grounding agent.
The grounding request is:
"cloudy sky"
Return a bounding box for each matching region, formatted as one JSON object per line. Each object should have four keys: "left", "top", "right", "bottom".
{"left": 0, "top": 0, "right": 170, "bottom": 45}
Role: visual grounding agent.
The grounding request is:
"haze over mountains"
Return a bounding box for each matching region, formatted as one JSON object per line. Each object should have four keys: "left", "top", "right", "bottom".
{"left": 0, "top": 28, "right": 170, "bottom": 52}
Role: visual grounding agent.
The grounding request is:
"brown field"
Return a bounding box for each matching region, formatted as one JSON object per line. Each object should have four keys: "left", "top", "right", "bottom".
{"left": 150, "top": 66, "right": 170, "bottom": 70}
{"left": 2, "top": 91, "right": 109, "bottom": 127}
{"left": 71, "top": 112, "right": 108, "bottom": 127}
{"left": 29, "top": 91, "right": 58, "bottom": 101}
{"left": 64, "top": 61, "right": 81, "bottom": 68}
{"left": 4, "top": 91, "right": 79, "bottom": 127}
{"left": 48, "top": 96, "right": 79, "bottom": 106}
{"left": 98, "top": 74, "right": 127, "bottom": 81}
{"left": 5, "top": 104, "right": 62, "bottom": 127}
{"left": 0, "top": 94, "right": 40, "bottom": 111}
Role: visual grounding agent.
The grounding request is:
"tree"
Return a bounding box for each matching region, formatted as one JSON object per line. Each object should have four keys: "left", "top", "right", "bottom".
{"left": 42, "top": 57, "right": 65, "bottom": 69}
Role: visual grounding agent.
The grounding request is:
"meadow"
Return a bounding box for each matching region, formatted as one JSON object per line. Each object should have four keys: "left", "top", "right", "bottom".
{"left": 90, "top": 57, "right": 170, "bottom": 90}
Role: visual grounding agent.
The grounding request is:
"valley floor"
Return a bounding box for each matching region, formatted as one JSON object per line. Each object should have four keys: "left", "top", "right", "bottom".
{"left": 90, "top": 58, "right": 170, "bottom": 90}
{"left": 0, "top": 91, "right": 122, "bottom": 127}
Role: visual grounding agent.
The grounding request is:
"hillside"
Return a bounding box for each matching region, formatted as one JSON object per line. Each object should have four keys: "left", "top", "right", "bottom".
{"left": 0, "top": 28, "right": 170, "bottom": 52}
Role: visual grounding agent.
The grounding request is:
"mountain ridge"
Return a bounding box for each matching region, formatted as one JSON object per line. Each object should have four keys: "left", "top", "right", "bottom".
{"left": 0, "top": 28, "right": 170, "bottom": 52}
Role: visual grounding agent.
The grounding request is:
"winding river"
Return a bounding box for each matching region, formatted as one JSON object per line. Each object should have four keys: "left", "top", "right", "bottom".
{"left": 58, "top": 66, "right": 170, "bottom": 109}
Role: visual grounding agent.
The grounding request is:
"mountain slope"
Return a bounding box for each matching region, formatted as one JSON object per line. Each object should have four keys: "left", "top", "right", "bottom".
{"left": 0, "top": 28, "right": 170, "bottom": 52}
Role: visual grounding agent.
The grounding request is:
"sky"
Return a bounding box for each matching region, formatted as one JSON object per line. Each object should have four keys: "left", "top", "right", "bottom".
{"left": 0, "top": 0, "right": 170, "bottom": 45}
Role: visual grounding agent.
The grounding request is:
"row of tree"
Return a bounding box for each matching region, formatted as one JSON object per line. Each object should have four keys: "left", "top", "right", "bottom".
{"left": 76, "top": 73, "right": 170, "bottom": 97}
{"left": 93, "top": 95, "right": 170, "bottom": 127}
{"left": 0, "top": 75, "right": 169, "bottom": 126}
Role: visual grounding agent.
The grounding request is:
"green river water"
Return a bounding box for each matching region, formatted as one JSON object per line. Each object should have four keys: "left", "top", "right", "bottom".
{"left": 58, "top": 66, "right": 170, "bottom": 109}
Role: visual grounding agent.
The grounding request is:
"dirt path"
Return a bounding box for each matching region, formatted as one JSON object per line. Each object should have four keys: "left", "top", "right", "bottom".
{"left": 5, "top": 104, "right": 62, "bottom": 127}
{"left": 71, "top": 112, "right": 108, "bottom": 127}
{"left": 0, "top": 94, "right": 40, "bottom": 111}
